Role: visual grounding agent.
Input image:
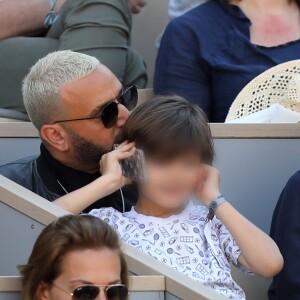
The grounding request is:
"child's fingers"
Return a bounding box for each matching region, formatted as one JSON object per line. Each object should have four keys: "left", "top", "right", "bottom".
{"left": 115, "top": 141, "right": 129, "bottom": 149}
{"left": 102, "top": 143, "right": 135, "bottom": 164}
{"left": 115, "top": 147, "right": 136, "bottom": 160}
{"left": 116, "top": 142, "right": 135, "bottom": 152}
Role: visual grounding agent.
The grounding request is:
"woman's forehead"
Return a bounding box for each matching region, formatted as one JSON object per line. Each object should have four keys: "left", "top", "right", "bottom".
{"left": 59, "top": 249, "right": 121, "bottom": 285}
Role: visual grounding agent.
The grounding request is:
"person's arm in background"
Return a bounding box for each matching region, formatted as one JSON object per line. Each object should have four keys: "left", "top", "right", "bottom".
{"left": 47, "top": 0, "right": 147, "bottom": 88}
{"left": 0, "top": 0, "right": 66, "bottom": 40}
{"left": 153, "top": 17, "right": 212, "bottom": 119}
{"left": 268, "top": 171, "right": 300, "bottom": 300}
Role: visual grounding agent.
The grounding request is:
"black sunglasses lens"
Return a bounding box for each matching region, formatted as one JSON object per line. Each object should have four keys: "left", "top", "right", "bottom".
{"left": 73, "top": 286, "right": 100, "bottom": 300}
{"left": 101, "top": 102, "right": 119, "bottom": 128}
{"left": 106, "top": 285, "right": 128, "bottom": 300}
{"left": 120, "top": 86, "right": 138, "bottom": 111}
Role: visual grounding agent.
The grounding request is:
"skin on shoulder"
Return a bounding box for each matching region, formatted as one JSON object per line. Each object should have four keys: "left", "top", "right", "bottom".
{"left": 37, "top": 248, "right": 122, "bottom": 300}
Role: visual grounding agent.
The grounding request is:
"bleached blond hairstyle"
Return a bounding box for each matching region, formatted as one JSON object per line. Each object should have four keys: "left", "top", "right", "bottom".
{"left": 23, "top": 50, "right": 100, "bottom": 130}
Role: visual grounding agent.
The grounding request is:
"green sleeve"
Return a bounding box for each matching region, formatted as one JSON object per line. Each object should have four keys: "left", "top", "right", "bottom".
{"left": 47, "top": 0, "right": 147, "bottom": 88}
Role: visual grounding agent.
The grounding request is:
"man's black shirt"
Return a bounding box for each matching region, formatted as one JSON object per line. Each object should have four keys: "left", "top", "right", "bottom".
{"left": 0, "top": 144, "right": 137, "bottom": 213}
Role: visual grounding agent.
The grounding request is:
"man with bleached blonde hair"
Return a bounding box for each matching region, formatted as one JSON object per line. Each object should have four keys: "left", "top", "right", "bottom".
{"left": 0, "top": 50, "right": 137, "bottom": 212}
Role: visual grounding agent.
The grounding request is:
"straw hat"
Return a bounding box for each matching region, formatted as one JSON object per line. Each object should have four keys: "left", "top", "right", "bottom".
{"left": 226, "top": 60, "right": 300, "bottom": 122}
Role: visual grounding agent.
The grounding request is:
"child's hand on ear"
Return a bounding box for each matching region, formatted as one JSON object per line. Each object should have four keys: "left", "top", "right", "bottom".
{"left": 100, "top": 141, "right": 136, "bottom": 192}
{"left": 196, "top": 165, "right": 221, "bottom": 207}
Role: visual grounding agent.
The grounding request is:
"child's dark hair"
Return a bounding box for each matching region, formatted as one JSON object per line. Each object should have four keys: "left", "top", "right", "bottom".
{"left": 119, "top": 95, "right": 214, "bottom": 164}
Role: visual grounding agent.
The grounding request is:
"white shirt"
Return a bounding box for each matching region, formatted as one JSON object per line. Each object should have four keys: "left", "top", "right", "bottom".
{"left": 89, "top": 202, "right": 249, "bottom": 299}
{"left": 168, "top": 0, "right": 208, "bottom": 19}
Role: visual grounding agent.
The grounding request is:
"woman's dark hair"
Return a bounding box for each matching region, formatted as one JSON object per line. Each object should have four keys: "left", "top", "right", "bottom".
{"left": 19, "top": 215, "right": 128, "bottom": 300}
{"left": 119, "top": 95, "right": 214, "bottom": 164}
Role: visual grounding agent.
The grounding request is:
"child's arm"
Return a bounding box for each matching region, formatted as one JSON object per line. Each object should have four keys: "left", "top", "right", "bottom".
{"left": 197, "top": 165, "right": 284, "bottom": 277}
{"left": 54, "top": 142, "right": 135, "bottom": 214}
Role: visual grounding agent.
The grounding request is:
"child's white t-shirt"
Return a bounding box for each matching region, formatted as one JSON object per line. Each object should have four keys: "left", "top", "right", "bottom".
{"left": 89, "top": 202, "right": 249, "bottom": 299}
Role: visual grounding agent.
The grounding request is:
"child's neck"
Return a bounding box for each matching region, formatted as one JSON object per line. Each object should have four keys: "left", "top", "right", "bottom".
{"left": 135, "top": 195, "right": 184, "bottom": 218}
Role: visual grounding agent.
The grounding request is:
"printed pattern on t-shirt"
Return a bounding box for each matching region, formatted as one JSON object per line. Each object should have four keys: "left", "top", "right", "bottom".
{"left": 89, "top": 203, "right": 248, "bottom": 299}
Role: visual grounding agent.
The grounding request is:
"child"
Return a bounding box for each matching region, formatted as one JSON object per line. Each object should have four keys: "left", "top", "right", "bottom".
{"left": 55, "top": 96, "right": 283, "bottom": 299}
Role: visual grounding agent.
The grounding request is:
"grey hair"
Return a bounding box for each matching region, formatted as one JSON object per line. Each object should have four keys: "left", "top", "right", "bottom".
{"left": 22, "top": 50, "right": 100, "bottom": 130}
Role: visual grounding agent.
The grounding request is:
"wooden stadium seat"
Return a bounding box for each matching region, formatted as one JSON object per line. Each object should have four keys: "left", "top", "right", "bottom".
{"left": 1, "top": 122, "right": 300, "bottom": 299}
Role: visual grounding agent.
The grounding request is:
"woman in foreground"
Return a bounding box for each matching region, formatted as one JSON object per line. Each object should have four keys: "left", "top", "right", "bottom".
{"left": 19, "top": 215, "right": 129, "bottom": 300}
{"left": 55, "top": 96, "right": 283, "bottom": 299}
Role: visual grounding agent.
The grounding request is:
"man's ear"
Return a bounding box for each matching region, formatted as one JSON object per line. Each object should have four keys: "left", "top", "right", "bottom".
{"left": 36, "top": 281, "right": 51, "bottom": 300}
{"left": 40, "top": 124, "right": 69, "bottom": 152}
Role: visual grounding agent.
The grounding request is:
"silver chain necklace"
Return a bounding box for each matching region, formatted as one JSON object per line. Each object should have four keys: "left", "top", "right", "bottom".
{"left": 57, "top": 179, "right": 68, "bottom": 194}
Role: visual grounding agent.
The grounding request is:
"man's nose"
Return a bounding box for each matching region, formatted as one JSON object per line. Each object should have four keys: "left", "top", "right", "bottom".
{"left": 97, "top": 290, "right": 107, "bottom": 300}
{"left": 116, "top": 104, "right": 130, "bottom": 128}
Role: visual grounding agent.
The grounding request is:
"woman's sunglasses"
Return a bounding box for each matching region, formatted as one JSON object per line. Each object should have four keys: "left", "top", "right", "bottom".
{"left": 52, "top": 86, "right": 138, "bottom": 129}
{"left": 52, "top": 282, "right": 128, "bottom": 300}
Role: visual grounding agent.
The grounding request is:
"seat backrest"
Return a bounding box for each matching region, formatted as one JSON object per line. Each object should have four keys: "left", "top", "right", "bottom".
{"left": 0, "top": 109, "right": 29, "bottom": 121}
{"left": 210, "top": 123, "right": 300, "bottom": 300}
{"left": 0, "top": 122, "right": 39, "bottom": 166}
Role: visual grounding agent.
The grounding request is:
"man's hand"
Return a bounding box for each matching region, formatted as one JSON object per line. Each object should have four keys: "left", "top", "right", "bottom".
{"left": 100, "top": 141, "right": 136, "bottom": 191}
{"left": 196, "top": 165, "right": 221, "bottom": 207}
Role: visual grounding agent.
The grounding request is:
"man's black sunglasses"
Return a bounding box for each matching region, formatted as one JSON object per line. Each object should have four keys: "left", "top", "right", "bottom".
{"left": 52, "top": 86, "right": 138, "bottom": 128}
{"left": 52, "top": 283, "right": 128, "bottom": 300}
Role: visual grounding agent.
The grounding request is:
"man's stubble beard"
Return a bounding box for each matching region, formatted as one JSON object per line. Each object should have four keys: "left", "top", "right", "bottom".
{"left": 68, "top": 129, "right": 112, "bottom": 172}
